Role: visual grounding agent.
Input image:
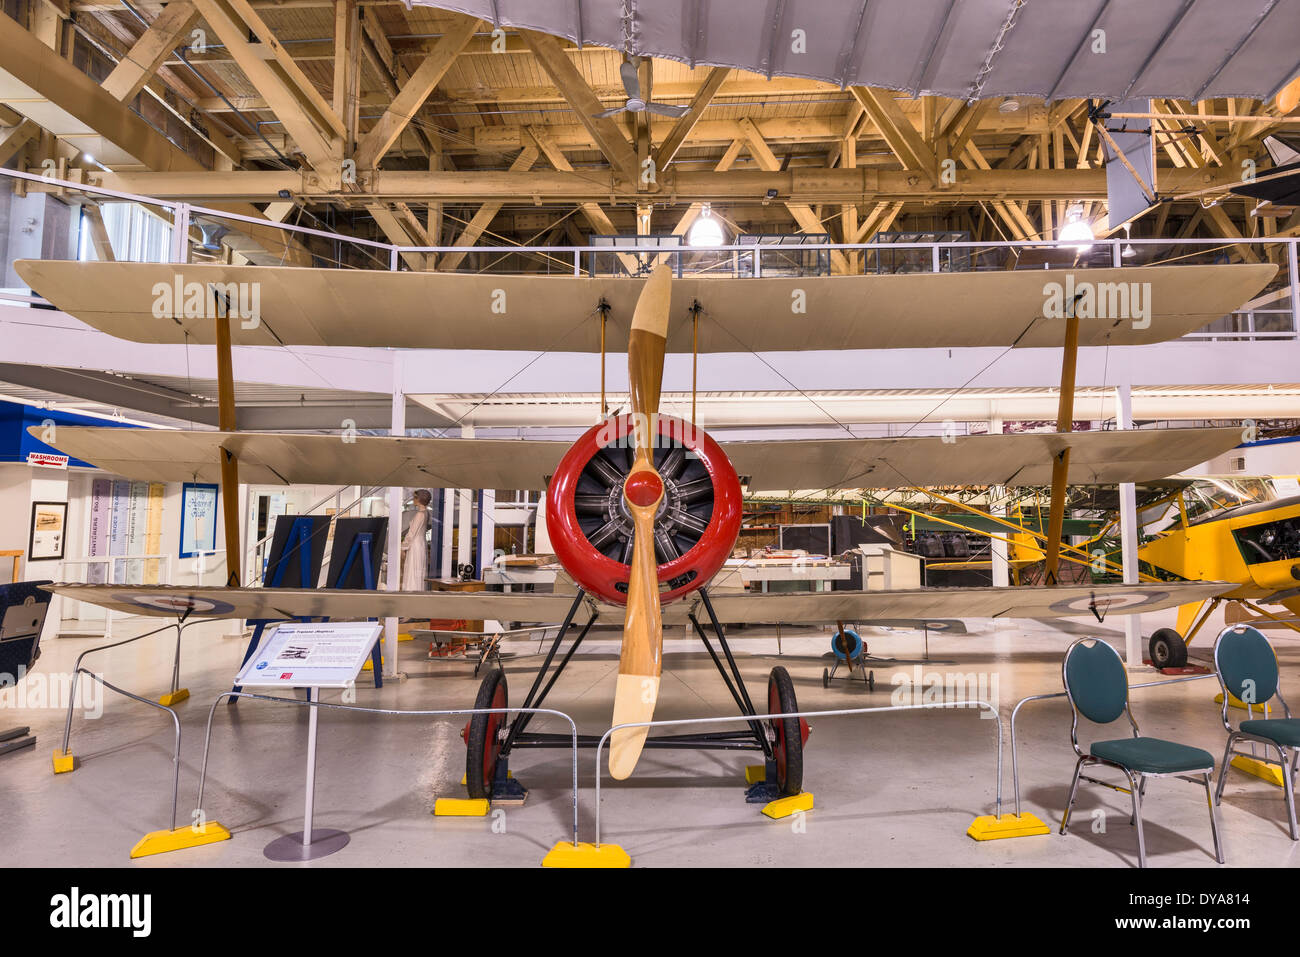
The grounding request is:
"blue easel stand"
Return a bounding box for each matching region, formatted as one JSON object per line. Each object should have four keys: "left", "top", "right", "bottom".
{"left": 233, "top": 517, "right": 316, "bottom": 696}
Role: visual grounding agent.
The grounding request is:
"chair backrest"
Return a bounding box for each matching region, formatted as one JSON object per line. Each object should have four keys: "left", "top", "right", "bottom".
{"left": 1214, "top": 624, "right": 1278, "bottom": 707}
{"left": 1063, "top": 638, "right": 1129, "bottom": 725}
{"left": 0, "top": 581, "right": 53, "bottom": 681}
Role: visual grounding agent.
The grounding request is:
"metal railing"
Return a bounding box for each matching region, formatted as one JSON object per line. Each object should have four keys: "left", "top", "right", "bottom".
{"left": 194, "top": 695, "right": 583, "bottom": 850}
{"left": 592, "top": 701, "right": 1003, "bottom": 852}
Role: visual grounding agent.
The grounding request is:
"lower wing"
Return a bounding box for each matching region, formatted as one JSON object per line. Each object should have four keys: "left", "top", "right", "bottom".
{"left": 45, "top": 580, "right": 1230, "bottom": 626}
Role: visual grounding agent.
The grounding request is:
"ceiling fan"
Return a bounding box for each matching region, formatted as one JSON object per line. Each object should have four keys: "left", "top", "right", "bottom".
{"left": 592, "top": 57, "right": 689, "bottom": 119}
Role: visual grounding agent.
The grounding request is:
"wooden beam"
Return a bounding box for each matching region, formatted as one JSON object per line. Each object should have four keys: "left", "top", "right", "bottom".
{"left": 332, "top": 0, "right": 359, "bottom": 148}
{"left": 83, "top": 164, "right": 1243, "bottom": 205}
{"left": 191, "top": 0, "right": 344, "bottom": 169}
{"left": 0, "top": 119, "right": 40, "bottom": 166}
{"left": 520, "top": 29, "right": 637, "bottom": 179}
{"left": 101, "top": 1, "right": 198, "bottom": 103}
{"left": 81, "top": 204, "right": 115, "bottom": 261}
{"left": 654, "top": 66, "right": 729, "bottom": 169}
{"left": 738, "top": 117, "right": 849, "bottom": 272}
{"left": 367, "top": 203, "right": 427, "bottom": 270}
{"left": 1202, "top": 202, "right": 1262, "bottom": 263}
{"left": 850, "top": 86, "right": 936, "bottom": 174}
{"left": 528, "top": 127, "right": 642, "bottom": 273}
{"left": 437, "top": 144, "right": 540, "bottom": 271}
{"left": 353, "top": 14, "right": 479, "bottom": 169}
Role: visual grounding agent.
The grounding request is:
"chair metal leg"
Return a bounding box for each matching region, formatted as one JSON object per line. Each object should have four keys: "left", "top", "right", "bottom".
{"left": 1215, "top": 734, "right": 1236, "bottom": 805}
{"left": 1278, "top": 747, "right": 1299, "bottom": 841}
{"left": 1203, "top": 772, "right": 1225, "bottom": 864}
{"left": 1128, "top": 770, "right": 1147, "bottom": 868}
{"left": 1061, "top": 756, "right": 1085, "bottom": 835}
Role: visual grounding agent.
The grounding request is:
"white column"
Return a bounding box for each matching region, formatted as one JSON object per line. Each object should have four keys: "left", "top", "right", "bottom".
{"left": 1116, "top": 383, "right": 1143, "bottom": 668}
{"left": 441, "top": 489, "right": 454, "bottom": 579}
{"left": 457, "top": 424, "right": 474, "bottom": 575}
{"left": 457, "top": 490, "right": 473, "bottom": 572}
{"left": 384, "top": 353, "right": 405, "bottom": 677}
{"left": 988, "top": 416, "right": 1009, "bottom": 587}
{"left": 478, "top": 489, "right": 496, "bottom": 575}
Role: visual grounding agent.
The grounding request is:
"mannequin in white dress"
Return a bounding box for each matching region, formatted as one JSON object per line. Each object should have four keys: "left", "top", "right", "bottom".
{"left": 400, "top": 489, "right": 432, "bottom": 591}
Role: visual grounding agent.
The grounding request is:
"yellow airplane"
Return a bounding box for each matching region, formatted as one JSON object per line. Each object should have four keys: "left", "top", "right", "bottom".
{"left": 1138, "top": 487, "right": 1300, "bottom": 667}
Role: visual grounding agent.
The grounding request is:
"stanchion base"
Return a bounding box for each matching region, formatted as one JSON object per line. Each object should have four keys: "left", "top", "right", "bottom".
{"left": 1215, "top": 692, "right": 1272, "bottom": 716}
{"left": 264, "top": 829, "right": 350, "bottom": 861}
{"left": 541, "top": 841, "right": 631, "bottom": 868}
{"left": 1231, "top": 754, "right": 1286, "bottom": 787}
{"left": 158, "top": 688, "right": 189, "bottom": 707}
{"left": 761, "top": 792, "right": 814, "bottom": 820}
{"left": 460, "top": 770, "right": 513, "bottom": 786}
{"left": 131, "top": 822, "right": 232, "bottom": 858}
{"left": 434, "top": 798, "right": 490, "bottom": 816}
{"left": 489, "top": 776, "right": 529, "bottom": 807}
{"left": 967, "top": 812, "right": 1051, "bottom": 841}
{"left": 52, "top": 749, "right": 75, "bottom": 774}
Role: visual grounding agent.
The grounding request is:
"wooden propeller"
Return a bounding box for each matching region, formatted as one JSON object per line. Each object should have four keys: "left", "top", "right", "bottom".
{"left": 609, "top": 264, "right": 672, "bottom": 780}
{"left": 1277, "top": 75, "right": 1300, "bottom": 115}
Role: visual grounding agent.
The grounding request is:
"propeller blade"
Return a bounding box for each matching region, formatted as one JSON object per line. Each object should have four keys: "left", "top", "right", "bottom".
{"left": 592, "top": 106, "right": 627, "bottom": 118}
{"left": 620, "top": 58, "right": 641, "bottom": 101}
{"left": 609, "top": 264, "right": 672, "bottom": 780}
{"left": 644, "top": 102, "right": 690, "bottom": 118}
{"left": 1277, "top": 75, "right": 1300, "bottom": 114}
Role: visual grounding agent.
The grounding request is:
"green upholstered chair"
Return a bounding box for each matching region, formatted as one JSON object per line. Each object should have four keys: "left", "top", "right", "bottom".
{"left": 1213, "top": 624, "right": 1300, "bottom": 839}
{"left": 1060, "top": 637, "right": 1224, "bottom": 867}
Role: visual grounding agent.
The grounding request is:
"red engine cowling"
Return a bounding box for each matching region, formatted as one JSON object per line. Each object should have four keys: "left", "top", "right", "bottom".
{"left": 546, "top": 414, "right": 743, "bottom": 606}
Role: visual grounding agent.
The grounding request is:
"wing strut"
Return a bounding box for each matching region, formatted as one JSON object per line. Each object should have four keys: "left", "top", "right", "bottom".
{"left": 1042, "top": 308, "right": 1080, "bottom": 584}
{"left": 215, "top": 311, "right": 241, "bottom": 586}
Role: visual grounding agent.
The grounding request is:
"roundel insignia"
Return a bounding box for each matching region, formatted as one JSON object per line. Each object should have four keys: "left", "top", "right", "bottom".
{"left": 1048, "top": 591, "right": 1169, "bottom": 615}
{"left": 112, "top": 593, "right": 237, "bottom": 616}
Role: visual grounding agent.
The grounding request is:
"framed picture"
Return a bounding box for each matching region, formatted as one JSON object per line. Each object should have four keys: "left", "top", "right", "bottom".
{"left": 29, "top": 501, "right": 67, "bottom": 561}
{"left": 179, "top": 482, "right": 219, "bottom": 559}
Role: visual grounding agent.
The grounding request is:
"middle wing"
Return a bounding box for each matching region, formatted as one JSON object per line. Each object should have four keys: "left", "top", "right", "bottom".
{"left": 35, "top": 425, "right": 1240, "bottom": 491}
{"left": 722, "top": 427, "right": 1242, "bottom": 491}
{"left": 34, "top": 427, "right": 567, "bottom": 490}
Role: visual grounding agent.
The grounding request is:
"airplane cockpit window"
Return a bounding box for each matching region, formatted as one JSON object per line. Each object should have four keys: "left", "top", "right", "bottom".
{"left": 1234, "top": 517, "right": 1300, "bottom": 564}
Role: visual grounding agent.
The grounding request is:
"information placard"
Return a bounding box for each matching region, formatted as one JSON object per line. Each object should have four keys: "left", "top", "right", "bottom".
{"left": 235, "top": 621, "right": 382, "bottom": 689}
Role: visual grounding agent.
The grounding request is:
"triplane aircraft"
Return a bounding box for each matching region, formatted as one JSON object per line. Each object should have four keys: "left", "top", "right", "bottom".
{"left": 17, "top": 255, "right": 1273, "bottom": 804}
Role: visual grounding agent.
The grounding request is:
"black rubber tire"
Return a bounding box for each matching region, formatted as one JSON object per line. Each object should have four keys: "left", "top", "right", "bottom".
{"left": 767, "top": 666, "right": 803, "bottom": 797}
{"left": 465, "top": 669, "right": 508, "bottom": 800}
{"left": 1149, "top": 628, "right": 1188, "bottom": 669}
{"left": 868, "top": 670, "right": 875, "bottom": 692}
{"left": 822, "top": 667, "right": 830, "bottom": 689}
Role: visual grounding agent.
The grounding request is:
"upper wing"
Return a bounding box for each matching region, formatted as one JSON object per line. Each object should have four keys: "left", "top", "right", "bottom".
{"left": 32, "top": 427, "right": 566, "bottom": 490}
{"left": 14, "top": 261, "right": 1274, "bottom": 352}
{"left": 693, "top": 581, "right": 1231, "bottom": 624}
{"left": 722, "top": 427, "right": 1243, "bottom": 492}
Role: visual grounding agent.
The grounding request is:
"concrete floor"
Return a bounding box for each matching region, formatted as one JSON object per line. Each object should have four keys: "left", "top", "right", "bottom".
{"left": 3, "top": 607, "right": 1299, "bottom": 868}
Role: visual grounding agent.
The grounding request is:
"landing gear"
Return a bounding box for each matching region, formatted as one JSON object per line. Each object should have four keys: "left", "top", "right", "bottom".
{"left": 1149, "top": 627, "right": 1189, "bottom": 669}
{"left": 464, "top": 669, "right": 508, "bottom": 800}
{"left": 458, "top": 588, "right": 807, "bottom": 804}
{"left": 767, "top": 666, "right": 808, "bottom": 797}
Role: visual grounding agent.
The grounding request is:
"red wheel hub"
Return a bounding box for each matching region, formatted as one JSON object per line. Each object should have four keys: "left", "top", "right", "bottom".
{"left": 546, "top": 414, "right": 743, "bottom": 606}
{"left": 481, "top": 680, "right": 506, "bottom": 791}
